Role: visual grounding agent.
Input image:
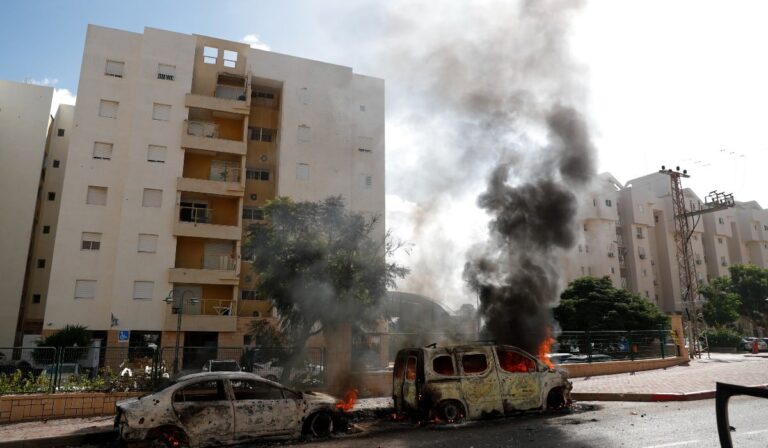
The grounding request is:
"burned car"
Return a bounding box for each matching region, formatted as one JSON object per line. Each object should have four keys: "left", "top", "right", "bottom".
{"left": 115, "top": 371, "right": 344, "bottom": 447}
{"left": 393, "top": 343, "right": 572, "bottom": 422}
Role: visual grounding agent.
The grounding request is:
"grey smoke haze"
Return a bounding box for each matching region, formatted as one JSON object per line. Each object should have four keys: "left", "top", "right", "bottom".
{"left": 378, "top": 0, "right": 595, "bottom": 348}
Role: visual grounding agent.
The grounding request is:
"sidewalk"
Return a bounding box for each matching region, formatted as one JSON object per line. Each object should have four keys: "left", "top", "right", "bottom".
{"left": 1, "top": 355, "right": 766, "bottom": 446}
{"left": 570, "top": 352, "right": 768, "bottom": 401}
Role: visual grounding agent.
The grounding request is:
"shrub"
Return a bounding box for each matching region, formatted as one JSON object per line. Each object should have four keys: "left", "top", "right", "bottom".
{"left": 703, "top": 327, "right": 741, "bottom": 348}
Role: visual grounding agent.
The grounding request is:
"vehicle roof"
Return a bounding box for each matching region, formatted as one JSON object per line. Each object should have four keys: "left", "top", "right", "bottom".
{"left": 398, "top": 343, "right": 536, "bottom": 358}
{"left": 175, "top": 371, "right": 297, "bottom": 392}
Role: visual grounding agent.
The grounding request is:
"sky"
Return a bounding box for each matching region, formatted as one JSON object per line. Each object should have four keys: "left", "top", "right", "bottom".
{"left": 3, "top": 0, "right": 768, "bottom": 311}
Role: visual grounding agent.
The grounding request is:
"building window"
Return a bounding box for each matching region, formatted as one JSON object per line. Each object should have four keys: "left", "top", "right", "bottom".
{"left": 37, "top": 259, "right": 45, "bottom": 268}
{"left": 585, "top": 244, "right": 590, "bottom": 253}
{"left": 720, "top": 256, "right": 728, "bottom": 267}
{"left": 47, "top": 192, "right": 55, "bottom": 201}
{"left": 142, "top": 189, "right": 162, "bottom": 208}
{"left": 152, "top": 103, "right": 171, "bottom": 121}
{"left": 157, "top": 63, "right": 175, "bottom": 81}
{"left": 74, "top": 280, "right": 96, "bottom": 299}
{"left": 43, "top": 225, "right": 50, "bottom": 234}
{"left": 98, "top": 100, "right": 118, "bottom": 119}
{"left": 52, "top": 159, "right": 60, "bottom": 168}
{"left": 242, "top": 207, "right": 264, "bottom": 221}
{"left": 86, "top": 186, "right": 108, "bottom": 205}
{"left": 203, "top": 46, "right": 218, "bottom": 64}
{"left": 578, "top": 244, "right": 582, "bottom": 253}
{"left": 147, "top": 145, "right": 167, "bottom": 163}
{"left": 246, "top": 169, "right": 270, "bottom": 181}
{"left": 298, "top": 125, "right": 311, "bottom": 142}
{"left": 32, "top": 294, "right": 41, "bottom": 304}
{"left": 357, "top": 136, "right": 373, "bottom": 153}
{"left": 57, "top": 128, "right": 65, "bottom": 137}
{"left": 93, "top": 142, "right": 113, "bottom": 160}
{"left": 611, "top": 267, "right": 615, "bottom": 274}
{"left": 81, "top": 232, "right": 101, "bottom": 251}
{"left": 638, "top": 204, "right": 644, "bottom": 213}
{"left": 360, "top": 104, "right": 366, "bottom": 112}
{"left": 296, "top": 163, "right": 309, "bottom": 181}
{"left": 249, "top": 127, "right": 274, "bottom": 142}
{"left": 645, "top": 291, "right": 649, "bottom": 298}
{"left": 583, "top": 223, "right": 588, "bottom": 232}
{"left": 636, "top": 227, "right": 644, "bottom": 239}
{"left": 105, "top": 60, "right": 124, "bottom": 78}
{"left": 133, "top": 281, "right": 154, "bottom": 300}
{"left": 718, "top": 237, "right": 723, "bottom": 244}
{"left": 223, "top": 50, "right": 238, "bottom": 68}
{"left": 718, "top": 217, "right": 725, "bottom": 224}
{"left": 138, "top": 234, "right": 158, "bottom": 253}
{"left": 361, "top": 174, "right": 372, "bottom": 190}
{"left": 764, "top": 225, "right": 768, "bottom": 231}
{"left": 654, "top": 214, "right": 659, "bottom": 223}
{"left": 240, "top": 290, "right": 259, "bottom": 300}
{"left": 605, "top": 199, "right": 612, "bottom": 207}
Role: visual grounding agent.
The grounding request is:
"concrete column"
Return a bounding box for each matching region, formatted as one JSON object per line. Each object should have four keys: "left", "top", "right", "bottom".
{"left": 669, "top": 314, "right": 689, "bottom": 361}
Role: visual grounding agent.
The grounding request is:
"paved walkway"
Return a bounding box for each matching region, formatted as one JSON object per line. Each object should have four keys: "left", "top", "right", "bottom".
{"left": 570, "top": 352, "right": 768, "bottom": 396}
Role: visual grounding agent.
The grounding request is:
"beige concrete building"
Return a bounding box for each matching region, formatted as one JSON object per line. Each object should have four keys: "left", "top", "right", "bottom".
{"left": 0, "top": 80, "right": 53, "bottom": 349}
{"left": 32, "top": 25, "right": 384, "bottom": 354}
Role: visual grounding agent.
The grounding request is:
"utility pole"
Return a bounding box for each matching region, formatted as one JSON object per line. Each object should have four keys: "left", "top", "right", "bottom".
{"left": 659, "top": 166, "right": 734, "bottom": 358}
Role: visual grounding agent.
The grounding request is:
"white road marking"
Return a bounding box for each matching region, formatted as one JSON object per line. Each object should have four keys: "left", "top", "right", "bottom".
{"left": 740, "top": 428, "right": 768, "bottom": 436}
{"left": 642, "top": 441, "right": 700, "bottom": 448}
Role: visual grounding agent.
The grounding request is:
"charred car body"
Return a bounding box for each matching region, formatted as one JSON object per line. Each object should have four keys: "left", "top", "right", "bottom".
{"left": 115, "top": 371, "right": 344, "bottom": 447}
{"left": 393, "top": 343, "right": 571, "bottom": 422}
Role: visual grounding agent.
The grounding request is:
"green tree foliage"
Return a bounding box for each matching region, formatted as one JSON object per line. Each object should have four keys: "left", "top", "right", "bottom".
{"left": 34, "top": 324, "right": 91, "bottom": 363}
{"left": 243, "top": 196, "right": 409, "bottom": 375}
{"left": 702, "top": 326, "right": 741, "bottom": 348}
{"left": 554, "top": 276, "right": 669, "bottom": 331}
{"left": 728, "top": 264, "right": 768, "bottom": 319}
{"left": 700, "top": 277, "right": 741, "bottom": 326}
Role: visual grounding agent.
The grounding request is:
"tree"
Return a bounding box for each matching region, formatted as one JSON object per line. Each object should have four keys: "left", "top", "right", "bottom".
{"left": 554, "top": 276, "right": 669, "bottom": 331}
{"left": 700, "top": 277, "right": 741, "bottom": 326}
{"left": 244, "top": 196, "right": 408, "bottom": 378}
{"left": 34, "top": 325, "right": 91, "bottom": 363}
{"left": 728, "top": 264, "right": 768, "bottom": 320}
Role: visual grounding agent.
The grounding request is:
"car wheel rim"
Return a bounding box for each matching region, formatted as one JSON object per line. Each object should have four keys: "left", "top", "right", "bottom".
{"left": 310, "top": 413, "right": 334, "bottom": 437}
{"left": 442, "top": 402, "right": 462, "bottom": 422}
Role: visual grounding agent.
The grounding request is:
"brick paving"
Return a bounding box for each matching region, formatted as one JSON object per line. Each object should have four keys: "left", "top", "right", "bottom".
{"left": 570, "top": 352, "right": 768, "bottom": 395}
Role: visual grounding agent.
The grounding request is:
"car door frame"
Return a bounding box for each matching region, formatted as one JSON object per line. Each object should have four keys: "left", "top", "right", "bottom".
{"left": 229, "top": 378, "right": 300, "bottom": 439}
{"left": 494, "top": 346, "right": 545, "bottom": 412}
{"left": 171, "top": 378, "right": 234, "bottom": 446}
{"left": 456, "top": 347, "right": 503, "bottom": 419}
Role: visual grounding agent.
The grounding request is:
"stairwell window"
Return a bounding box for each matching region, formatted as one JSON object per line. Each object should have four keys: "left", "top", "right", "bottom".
{"left": 152, "top": 103, "right": 171, "bottom": 121}
{"left": 93, "top": 142, "right": 113, "bottom": 160}
{"left": 105, "top": 60, "right": 124, "bottom": 78}
{"left": 98, "top": 100, "right": 118, "bottom": 119}
{"left": 75, "top": 280, "right": 97, "bottom": 300}
{"left": 157, "top": 63, "right": 175, "bottom": 81}
{"left": 246, "top": 169, "right": 270, "bottom": 181}
{"left": 81, "top": 232, "right": 101, "bottom": 251}
{"left": 242, "top": 207, "right": 264, "bottom": 221}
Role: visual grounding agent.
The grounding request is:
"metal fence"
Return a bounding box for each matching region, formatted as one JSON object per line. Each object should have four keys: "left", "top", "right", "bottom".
{"left": 555, "top": 330, "right": 679, "bottom": 363}
{"left": 0, "top": 346, "right": 325, "bottom": 395}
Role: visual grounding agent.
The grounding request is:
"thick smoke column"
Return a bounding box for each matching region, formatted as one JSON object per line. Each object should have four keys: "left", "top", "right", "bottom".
{"left": 465, "top": 105, "right": 595, "bottom": 354}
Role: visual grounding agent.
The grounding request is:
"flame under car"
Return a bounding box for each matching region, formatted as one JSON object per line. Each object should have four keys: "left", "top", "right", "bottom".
{"left": 393, "top": 343, "right": 572, "bottom": 422}
{"left": 115, "top": 371, "right": 345, "bottom": 447}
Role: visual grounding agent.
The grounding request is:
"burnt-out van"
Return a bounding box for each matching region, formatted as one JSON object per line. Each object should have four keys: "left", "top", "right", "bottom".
{"left": 393, "top": 343, "right": 571, "bottom": 422}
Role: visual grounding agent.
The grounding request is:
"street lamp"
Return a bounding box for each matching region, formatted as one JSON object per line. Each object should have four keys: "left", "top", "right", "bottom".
{"left": 164, "top": 290, "right": 198, "bottom": 374}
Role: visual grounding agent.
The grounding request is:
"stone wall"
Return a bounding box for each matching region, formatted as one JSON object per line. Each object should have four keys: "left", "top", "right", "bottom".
{"left": 0, "top": 391, "right": 140, "bottom": 423}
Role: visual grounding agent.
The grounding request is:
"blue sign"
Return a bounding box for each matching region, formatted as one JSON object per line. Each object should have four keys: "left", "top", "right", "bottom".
{"left": 118, "top": 330, "right": 130, "bottom": 343}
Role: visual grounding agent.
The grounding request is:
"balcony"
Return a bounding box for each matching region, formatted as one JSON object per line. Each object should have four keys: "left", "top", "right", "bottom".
{"left": 177, "top": 163, "right": 243, "bottom": 197}
{"left": 173, "top": 206, "right": 240, "bottom": 240}
{"left": 164, "top": 298, "right": 237, "bottom": 332}
{"left": 181, "top": 120, "right": 246, "bottom": 155}
{"left": 185, "top": 73, "right": 250, "bottom": 115}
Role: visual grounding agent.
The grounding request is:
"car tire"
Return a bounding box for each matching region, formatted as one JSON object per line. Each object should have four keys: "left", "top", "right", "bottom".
{"left": 438, "top": 400, "right": 465, "bottom": 423}
{"left": 305, "top": 411, "right": 334, "bottom": 438}
{"left": 146, "top": 426, "right": 188, "bottom": 448}
{"left": 546, "top": 387, "right": 567, "bottom": 411}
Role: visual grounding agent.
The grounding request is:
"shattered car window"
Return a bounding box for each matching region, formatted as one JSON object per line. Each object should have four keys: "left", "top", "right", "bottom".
{"left": 461, "top": 353, "right": 488, "bottom": 374}
{"left": 394, "top": 356, "right": 405, "bottom": 380}
{"left": 231, "top": 379, "right": 283, "bottom": 400}
{"left": 173, "top": 380, "right": 227, "bottom": 403}
{"left": 432, "top": 355, "right": 455, "bottom": 375}
{"left": 497, "top": 348, "right": 536, "bottom": 373}
{"left": 406, "top": 357, "right": 417, "bottom": 381}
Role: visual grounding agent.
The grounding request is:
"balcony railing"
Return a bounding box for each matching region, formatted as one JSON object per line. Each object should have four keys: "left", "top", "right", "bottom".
{"left": 169, "top": 298, "right": 236, "bottom": 316}
{"left": 209, "top": 165, "right": 241, "bottom": 183}
{"left": 203, "top": 255, "right": 237, "bottom": 270}
{"left": 179, "top": 206, "right": 213, "bottom": 224}
{"left": 187, "top": 120, "right": 219, "bottom": 138}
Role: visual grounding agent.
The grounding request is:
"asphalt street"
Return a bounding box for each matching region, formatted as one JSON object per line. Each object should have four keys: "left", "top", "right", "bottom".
{"left": 246, "top": 397, "right": 767, "bottom": 448}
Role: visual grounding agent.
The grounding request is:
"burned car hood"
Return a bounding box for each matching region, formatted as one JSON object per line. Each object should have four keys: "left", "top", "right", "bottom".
{"left": 302, "top": 391, "right": 337, "bottom": 406}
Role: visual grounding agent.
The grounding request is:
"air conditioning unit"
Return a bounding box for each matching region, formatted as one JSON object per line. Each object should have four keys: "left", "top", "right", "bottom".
{"left": 639, "top": 253, "right": 647, "bottom": 259}
{"left": 607, "top": 252, "right": 615, "bottom": 258}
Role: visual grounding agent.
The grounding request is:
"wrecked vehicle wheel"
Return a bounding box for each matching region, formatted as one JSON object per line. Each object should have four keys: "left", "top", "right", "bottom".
{"left": 305, "top": 411, "right": 334, "bottom": 437}
{"left": 547, "top": 387, "right": 567, "bottom": 411}
{"left": 438, "top": 400, "right": 465, "bottom": 424}
{"left": 146, "top": 426, "right": 188, "bottom": 448}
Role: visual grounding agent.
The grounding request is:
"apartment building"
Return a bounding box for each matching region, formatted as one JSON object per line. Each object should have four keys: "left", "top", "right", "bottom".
{"left": 0, "top": 80, "right": 53, "bottom": 349}
{"left": 32, "top": 25, "right": 384, "bottom": 353}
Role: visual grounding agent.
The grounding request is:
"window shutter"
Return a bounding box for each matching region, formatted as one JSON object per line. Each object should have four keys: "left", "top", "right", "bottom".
{"left": 142, "top": 189, "right": 162, "bottom": 207}
{"left": 81, "top": 232, "right": 101, "bottom": 250}
{"left": 75, "top": 280, "right": 96, "bottom": 299}
{"left": 296, "top": 163, "right": 309, "bottom": 181}
{"left": 298, "top": 125, "right": 310, "bottom": 142}
{"left": 152, "top": 103, "right": 171, "bottom": 121}
{"left": 105, "top": 60, "right": 124, "bottom": 77}
{"left": 86, "top": 186, "right": 107, "bottom": 205}
{"left": 133, "top": 281, "right": 154, "bottom": 300}
{"left": 98, "top": 100, "right": 118, "bottom": 118}
{"left": 147, "top": 145, "right": 166, "bottom": 163}
{"left": 157, "top": 64, "right": 176, "bottom": 80}
{"left": 93, "top": 142, "right": 113, "bottom": 160}
{"left": 138, "top": 234, "right": 158, "bottom": 253}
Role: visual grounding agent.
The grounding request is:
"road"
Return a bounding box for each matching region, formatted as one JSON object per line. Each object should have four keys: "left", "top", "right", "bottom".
{"left": 246, "top": 398, "right": 767, "bottom": 448}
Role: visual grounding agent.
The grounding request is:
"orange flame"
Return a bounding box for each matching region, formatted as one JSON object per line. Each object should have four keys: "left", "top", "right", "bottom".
{"left": 538, "top": 327, "right": 555, "bottom": 369}
{"left": 335, "top": 388, "right": 358, "bottom": 412}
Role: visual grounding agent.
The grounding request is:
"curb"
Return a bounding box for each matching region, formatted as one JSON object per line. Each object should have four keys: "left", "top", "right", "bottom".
{"left": 573, "top": 383, "right": 768, "bottom": 402}
{"left": 0, "top": 429, "right": 116, "bottom": 448}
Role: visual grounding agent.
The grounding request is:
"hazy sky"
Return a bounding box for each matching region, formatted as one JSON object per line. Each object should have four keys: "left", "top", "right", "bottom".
{"left": 3, "top": 0, "right": 767, "bottom": 310}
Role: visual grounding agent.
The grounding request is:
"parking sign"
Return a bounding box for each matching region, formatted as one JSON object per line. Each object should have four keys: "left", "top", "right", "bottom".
{"left": 118, "top": 330, "right": 130, "bottom": 343}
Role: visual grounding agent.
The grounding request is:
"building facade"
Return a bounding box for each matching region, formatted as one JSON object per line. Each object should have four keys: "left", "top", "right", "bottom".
{"left": 0, "top": 80, "right": 53, "bottom": 349}
{"left": 27, "top": 25, "right": 384, "bottom": 354}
